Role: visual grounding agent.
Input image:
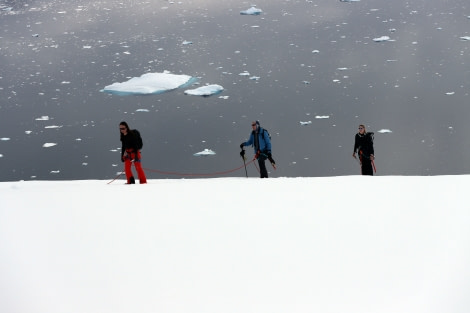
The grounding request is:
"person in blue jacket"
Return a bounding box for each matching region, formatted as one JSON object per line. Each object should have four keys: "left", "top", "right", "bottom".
{"left": 240, "top": 120, "right": 273, "bottom": 178}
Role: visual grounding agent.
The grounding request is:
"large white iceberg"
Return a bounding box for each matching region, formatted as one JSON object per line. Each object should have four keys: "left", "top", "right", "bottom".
{"left": 101, "top": 72, "right": 196, "bottom": 96}
{"left": 184, "top": 84, "right": 224, "bottom": 96}
{"left": 240, "top": 7, "right": 262, "bottom": 15}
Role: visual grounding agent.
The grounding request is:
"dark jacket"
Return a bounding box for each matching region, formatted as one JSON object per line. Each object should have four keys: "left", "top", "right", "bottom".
{"left": 354, "top": 132, "right": 374, "bottom": 157}
{"left": 121, "top": 130, "right": 141, "bottom": 158}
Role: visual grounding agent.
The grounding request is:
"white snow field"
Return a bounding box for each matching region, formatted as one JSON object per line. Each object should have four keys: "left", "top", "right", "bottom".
{"left": 1, "top": 175, "right": 470, "bottom": 313}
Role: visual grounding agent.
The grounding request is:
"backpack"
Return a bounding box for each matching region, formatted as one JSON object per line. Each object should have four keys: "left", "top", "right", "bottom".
{"left": 133, "top": 129, "right": 143, "bottom": 150}
{"left": 252, "top": 128, "right": 271, "bottom": 141}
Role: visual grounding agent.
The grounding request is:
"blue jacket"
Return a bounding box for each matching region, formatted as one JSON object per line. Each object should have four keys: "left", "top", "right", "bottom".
{"left": 243, "top": 127, "right": 272, "bottom": 154}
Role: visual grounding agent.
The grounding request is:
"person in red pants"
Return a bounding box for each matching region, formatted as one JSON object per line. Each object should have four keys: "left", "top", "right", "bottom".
{"left": 119, "top": 121, "right": 147, "bottom": 184}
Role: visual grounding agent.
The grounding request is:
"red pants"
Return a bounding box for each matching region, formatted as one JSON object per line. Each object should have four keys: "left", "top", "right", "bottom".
{"left": 124, "top": 150, "right": 147, "bottom": 184}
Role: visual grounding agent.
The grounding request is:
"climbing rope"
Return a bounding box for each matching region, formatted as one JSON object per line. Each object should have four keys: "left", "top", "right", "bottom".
{"left": 107, "top": 158, "right": 257, "bottom": 184}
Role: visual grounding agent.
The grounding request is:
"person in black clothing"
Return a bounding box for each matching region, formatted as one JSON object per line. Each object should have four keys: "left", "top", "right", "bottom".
{"left": 353, "top": 124, "right": 375, "bottom": 175}
{"left": 120, "top": 121, "right": 147, "bottom": 184}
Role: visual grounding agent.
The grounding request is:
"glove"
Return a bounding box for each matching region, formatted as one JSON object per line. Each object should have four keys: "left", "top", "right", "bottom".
{"left": 240, "top": 149, "right": 245, "bottom": 157}
{"left": 121, "top": 154, "right": 125, "bottom": 162}
{"left": 267, "top": 152, "right": 275, "bottom": 165}
{"left": 240, "top": 143, "right": 245, "bottom": 149}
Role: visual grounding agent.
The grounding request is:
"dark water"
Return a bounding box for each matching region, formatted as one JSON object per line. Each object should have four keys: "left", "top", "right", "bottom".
{"left": 1, "top": 0, "right": 469, "bottom": 181}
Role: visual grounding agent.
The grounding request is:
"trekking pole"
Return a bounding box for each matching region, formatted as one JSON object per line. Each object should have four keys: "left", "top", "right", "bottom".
{"left": 240, "top": 148, "right": 248, "bottom": 178}
{"left": 371, "top": 159, "right": 377, "bottom": 173}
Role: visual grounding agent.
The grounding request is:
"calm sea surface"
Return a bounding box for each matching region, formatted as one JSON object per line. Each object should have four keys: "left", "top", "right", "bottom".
{"left": 1, "top": 0, "right": 469, "bottom": 181}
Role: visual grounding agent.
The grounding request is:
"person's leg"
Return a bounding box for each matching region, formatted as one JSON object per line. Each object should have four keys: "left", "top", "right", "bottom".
{"left": 362, "top": 159, "right": 373, "bottom": 176}
{"left": 258, "top": 155, "right": 268, "bottom": 178}
{"left": 133, "top": 151, "right": 147, "bottom": 183}
{"left": 124, "top": 158, "right": 134, "bottom": 183}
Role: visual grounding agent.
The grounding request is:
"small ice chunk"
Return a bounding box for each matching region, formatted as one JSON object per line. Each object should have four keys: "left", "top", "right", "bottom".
{"left": 0, "top": 137, "right": 10, "bottom": 141}
{"left": 193, "top": 149, "right": 216, "bottom": 156}
{"left": 373, "top": 36, "right": 391, "bottom": 42}
{"left": 50, "top": 170, "right": 60, "bottom": 174}
{"left": 239, "top": 71, "right": 250, "bottom": 76}
{"left": 43, "top": 143, "right": 57, "bottom": 148}
{"left": 300, "top": 121, "right": 312, "bottom": 125}
{"left": 315, "top": 115, "right": 330, "bottom": 119}
{"left": 35, "top": 116, "right": 50, "bottom": 121}
{"left": 377, "top": 129, "right": 392, "bottom": 133}
{"left": 184, "top": 84, "right": 224, "bottom": 96}
{"left": 45, "top": 125, "right": 62, "bottom": 129}
{"left": 0, "top": 154, "right": 3, "bottom": 158}
{"left": 312, "top": 50, "right": 320, "bottom": 53}
{"left": 83, "top": 45, "right": 92, "bottom": 49}
{"left": 25, "top": 131, "right": 32, "bottom": 134}
{"left": 182, "top": 40, "right": 193, "bottom": 45}
{"left": 445, "top": 91, "right": 455, "bottom": 95}
{"left": 339, "top": 0, "right": 360, "bottom": 2}
{"left": 32, "top": 34, "right": 39, "bottom": 37}
{"left": 136, "top": 109, "right": 150, "bottom": 112}
{"left": 460, "top": 36, "right": 470, "bottom": 41}
{"left": 240, "top": 7, "right": 262, "bottom": 15}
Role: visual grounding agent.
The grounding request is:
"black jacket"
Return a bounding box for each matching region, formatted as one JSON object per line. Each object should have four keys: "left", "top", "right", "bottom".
{"left": 354, "top": 132, "right": 374, "bottom": 157}
{"left": 120, "top": 130, "right": 140, "bottom": 158}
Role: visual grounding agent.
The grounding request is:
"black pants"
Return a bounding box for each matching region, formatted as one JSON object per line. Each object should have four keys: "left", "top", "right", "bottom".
{"left": 258, "top": 154, "right": 268, "bottom": 178}
{"left": 360, "top": 156, "right": 374, "bottom": 176}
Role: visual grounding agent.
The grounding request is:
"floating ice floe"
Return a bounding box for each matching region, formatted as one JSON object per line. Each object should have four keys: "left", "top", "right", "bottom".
{"left": 240, "top": 7, "right": 262, "bottom": 15}
{"left": 101, "top": 71, "right": 197, "bottom": 96}
{"left": 312, "top": 50, "right": 320, "bottom": 54}
{"left": 315, "top": 115, "right": 330, "bottom": 119}
{"left": 184, "top": 84, "right": 224, "bottom": 96}
{"left": 182, "top": 40, "right": 193, "bottom": 45}
{"left": 193, "top": 149, "right": 216, "bottom": 156}
{"left": 136, "top": 109, "right": 150, "bottom": 112}
{"left": 0, "top": 154, "right": 3, "bottom": 158}
{"left": 373, "top": 36, "right": 391, "bottom": 42}
{"left": 0, "top": 137, "right": 10, "bottom": 141}
{"left": 25, "top": 131, "right": 32, "bottom": 134}
{"left": 239, "top": 71, "right": 250, "bottom": 76}
{"left": 300, "top": 121, "right": 312, "bottom": 125}
{"left": 50, "top": 170, "right": 60, "bottom": 174}
{"left": 35, "top": 116, "right": 50, "bottom": 121}
{"left": 43, "top": 143, "right": 57, "bottom": 148}
{"left": 377, "top": 129, "right": 392, "bottom": 133}
{"left": 339, "top": 0, "right": 360, "bottom": 2}
{"left": 460, "top": 36, "right": 470, "bottom": 41}
{"left": 45, "top": 125, "right": 62, "bottom": 129}
{"left": 446, "top": 92, "right": 455, "bottom": 95}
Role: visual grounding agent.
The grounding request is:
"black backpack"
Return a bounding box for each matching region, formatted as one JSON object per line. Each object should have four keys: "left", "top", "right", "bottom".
{"left": 252, "top": 128, "right": 271, "bottom": 141}
{"left": 133, "top": 130, "right": 143, "bottom": 150}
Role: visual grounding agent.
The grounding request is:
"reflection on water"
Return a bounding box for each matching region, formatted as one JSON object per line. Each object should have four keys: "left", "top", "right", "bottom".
{"left": 0, "top": 0, "right": 469, "bottom": 181}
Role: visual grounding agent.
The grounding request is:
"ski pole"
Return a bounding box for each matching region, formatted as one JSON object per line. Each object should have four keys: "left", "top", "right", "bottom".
{"left": 371, "top": 159, "right": 377, "bottom": 173}
{"left": 240, "top": 149, "right": 248, "bottom": 178}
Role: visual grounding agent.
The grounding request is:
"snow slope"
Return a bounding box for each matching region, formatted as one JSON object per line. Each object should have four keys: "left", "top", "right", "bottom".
{"left": 1, "top": 176, "right": 470, "bottom": 313}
